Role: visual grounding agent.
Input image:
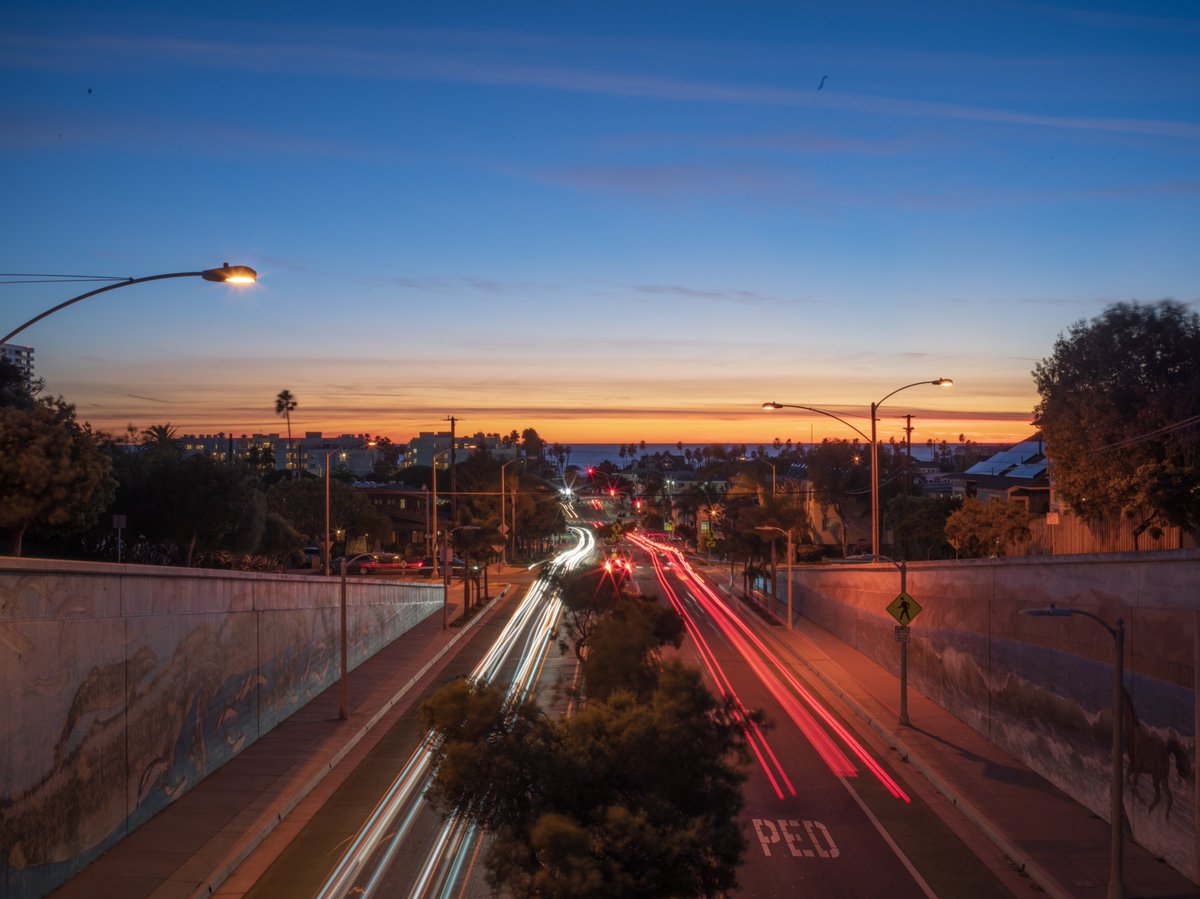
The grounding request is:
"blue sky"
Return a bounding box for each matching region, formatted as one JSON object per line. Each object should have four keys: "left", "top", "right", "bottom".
{"left": 2, "top": 1, "right": 1197, "bottom": 447}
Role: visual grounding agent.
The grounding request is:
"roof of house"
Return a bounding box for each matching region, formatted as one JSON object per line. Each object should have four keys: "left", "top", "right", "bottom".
{"left": 963, "top": 435, "right": 1047, "bottom": 479}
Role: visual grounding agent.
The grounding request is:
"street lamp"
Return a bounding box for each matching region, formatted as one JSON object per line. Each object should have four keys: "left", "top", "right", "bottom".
{"left": 763, "top": 402, "right": 871, "bottom": 555}
{"left": 1022, "top": 604, "right": 1125, "bottom": 899}
{"left": 443, "top": 524, "right": 480, "bottom": 628}
{"left": 754, "top": 525, "right": 793, "bottom": 631}
{"left": 337, "top": 550, "right": 377, "bottom": 720}
{"left": 430, "top": 447, "right": 452, "bottom": 578}
{"left": 2, "top": 263, "right": 257, "bottom": 345}
{"left": 500, "top": 457, "right": 522, "bottom": 567}
{"left": 870, "top": 380, "right": 952, "bottom": 557}
{"left": 764, "top": 378, "right": 953, "bottom": 558}
{"left": 324, "top": 440, "right": 376, "bottom": 577}
{"left": 857, "top": 553, "right": 912, "bottom": 726}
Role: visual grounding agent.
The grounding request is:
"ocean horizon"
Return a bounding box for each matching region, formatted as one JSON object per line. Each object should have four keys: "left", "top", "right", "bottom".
{"left": 560, "top": 442, "right": 973, "bottom": 466}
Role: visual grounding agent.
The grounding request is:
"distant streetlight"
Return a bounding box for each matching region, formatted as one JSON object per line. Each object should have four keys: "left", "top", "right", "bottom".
{"left": 444, "top": 524, "right": 480, "bottom": 628}
{"left": 500, "top": 457, "right": 522, "bottom": 567}
{"left": 324, "top": 440, "right": 376, "bottom": 577}
{"left": 430, "top": 447, "right": 452, "bottom": 578}
{"left": 1022, "top": 604, "right": 1125, "bottom": 899}
{"left": 754, "top": 525, "right": 793, "bottom": 631}
{"left": 338, "top": 550, "right": 377, "bottom": 720}
{"left": 2, "top": 263, "right": 257, "bottom": 345}
{"left": 869, "top": 380, "right": 952, "bottom": 556}
{"left": 764, "top": 377, "right": 953, "bottom": 557}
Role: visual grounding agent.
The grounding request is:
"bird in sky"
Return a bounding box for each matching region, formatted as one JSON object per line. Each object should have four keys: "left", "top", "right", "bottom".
{"left": 817, "top": 75, "right": 827, "bottom": 90}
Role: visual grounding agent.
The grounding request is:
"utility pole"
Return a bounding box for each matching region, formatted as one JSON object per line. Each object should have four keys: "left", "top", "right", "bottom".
{"left": 903, "top": 414, "right": 915, "bottom": 497}
{"left": 446, "top": 415, "right": 458, "bottom": 525}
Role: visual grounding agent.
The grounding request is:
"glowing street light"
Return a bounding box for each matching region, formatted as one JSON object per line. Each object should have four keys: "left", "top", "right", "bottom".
{"left": 324, "top": 440, "right": 376, "bottom": 577}
{"left": 2, "top": 263, "right": 258, "bottom": 345}
{"left": 754, "top": 525, "right": 793, "bottom": 631}
{"left": 1022, "top": 604, "right": 1126, "bottom": 899}
{"left": 764, "top": 377, "right": 952, "bottom": 557}
{"left": 870, "top": 380, "right": 952, "bottom": 557}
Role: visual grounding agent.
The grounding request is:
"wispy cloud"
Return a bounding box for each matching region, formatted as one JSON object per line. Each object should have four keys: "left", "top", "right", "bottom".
{"left": 632, "top": 283, "right": 814, "bottom": 307}
{"left": 5, "top": 25, "right": 1198, "bottom": 143}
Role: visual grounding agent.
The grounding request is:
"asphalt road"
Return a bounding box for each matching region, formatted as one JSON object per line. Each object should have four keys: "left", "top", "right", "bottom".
{"left": 628, "top": 535, "right": 1020, "bottom": 899}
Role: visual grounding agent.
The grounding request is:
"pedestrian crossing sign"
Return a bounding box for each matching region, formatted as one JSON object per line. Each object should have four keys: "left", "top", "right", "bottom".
{"left": 887, "top": 591, "right": 921, "bottom": 625}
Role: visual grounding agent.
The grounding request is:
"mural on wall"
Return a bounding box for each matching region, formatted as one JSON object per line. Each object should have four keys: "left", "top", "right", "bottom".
{"left": 917, "top": 628, "right": 1196, "bottom": 880}
{"left": 0, "top": 570, "right": 443, "bottom": 899}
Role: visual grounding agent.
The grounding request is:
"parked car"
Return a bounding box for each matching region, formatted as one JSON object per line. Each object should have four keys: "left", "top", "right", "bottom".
{"left": 336, "top": 553, "right": 409, "bottom": 575}
{"left": 418, "top": 556, "right": 467, "bottom": 577}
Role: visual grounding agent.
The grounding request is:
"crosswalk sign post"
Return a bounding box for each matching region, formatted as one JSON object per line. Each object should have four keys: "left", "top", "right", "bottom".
{"left": 887, "top": 590, "right": 921, "bottom": 625}
{"left": 877, "top": 559, "right": 915, "bottom": 726}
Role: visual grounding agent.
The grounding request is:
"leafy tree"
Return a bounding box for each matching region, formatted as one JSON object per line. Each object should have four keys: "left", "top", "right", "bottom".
{"left": 1033, "top": 300, "right": 1200, "bottom": 543}
{"left": 521, "top": 427, "right": 545, "bottom": 462}
{"left": 144, "top": 455, "right": 257, "bottom": 565}
{"left": 0, "top": 397, "right": 116, "bottom": 555}
{"left": 804, "top": 438, "right": 870, "bottom": 528}
{"left": 266, "top": 477, "right": 391, "bottom": 549}
{"left": 274, "top": 389, "right": 297, "bottom": 474}
{"left": 580, "top": 596, "right": 684, "bottom": 702}
{"left": 421, "top": 664, "right": 746, "bottom": 898}
{"left": 0, "top": 357, "right": 43, "bottom": 409}
{"left": 887, "top": 495, "right": 961, "bottom": 560}
{"left": 944, "top": 497, "right": 1032, "bottom": 558}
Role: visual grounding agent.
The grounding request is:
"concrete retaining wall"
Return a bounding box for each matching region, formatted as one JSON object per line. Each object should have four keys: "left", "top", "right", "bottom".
{"left": 783, "top": 549, "right": 1200, "bottom": 883}
{"left": 0, "top": 559, "right": 443, "bottom": 898}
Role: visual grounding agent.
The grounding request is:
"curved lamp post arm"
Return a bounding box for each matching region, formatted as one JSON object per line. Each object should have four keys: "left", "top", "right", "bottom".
{"left": 2, "top": 264, "right": 257, "bottom": 345}
{"left": 873, "top": 378, "right": 953, "bottom": 411}
{"left": 762, "top": 402, "right": 871, "bottom": 443}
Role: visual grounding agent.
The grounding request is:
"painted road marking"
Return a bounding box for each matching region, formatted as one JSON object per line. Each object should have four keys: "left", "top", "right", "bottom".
{"left": 752, "top": 818, "right": 839, "bottom": 858}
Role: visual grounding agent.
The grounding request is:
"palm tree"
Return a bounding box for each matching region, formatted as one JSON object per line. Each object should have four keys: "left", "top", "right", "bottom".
{"left": 141, "top": 423, "right": 182, "bottom": 456}
{"left": 275, "top": 390, "right": 297, "bottom": 474}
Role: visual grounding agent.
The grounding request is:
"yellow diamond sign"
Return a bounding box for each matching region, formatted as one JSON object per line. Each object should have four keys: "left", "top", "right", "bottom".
{"left": 887, "top": 591, "right": 921, "bottom": 625}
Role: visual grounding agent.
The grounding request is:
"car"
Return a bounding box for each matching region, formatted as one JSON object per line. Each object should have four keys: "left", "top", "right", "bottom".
{"left": 418, "top": 556, "right": 467, "bottom": 577}
{"left": 337, "top": 553, "right": 409, "bottom": 575}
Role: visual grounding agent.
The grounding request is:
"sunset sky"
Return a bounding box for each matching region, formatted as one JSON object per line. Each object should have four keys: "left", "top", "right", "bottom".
{"left": 2, "top": 1, "right": 1196, "bottom": 450}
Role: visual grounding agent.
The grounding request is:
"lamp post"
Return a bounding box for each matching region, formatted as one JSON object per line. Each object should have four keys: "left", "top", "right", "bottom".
{"left": 324, "top": 440, "right": 376, "bottom": 577}
{"left": 869, "top": 380, "right": 952, "bottom": 556}
{"left": 430, "top": 446, "right": 452, "bottom": 578}
{"left": 1022, "top": 604, "right": 1125, "bottom": 899}
{"left": 443, "top": 525, "right": 480, "bottom": 628}
{"left": 338, "top": 551, "right": 377, "bottom": 720}
{"left": 755, "top": 525, "right": 793, "bottom": 631}
{"left": 2, "top": 263, "right": 257, "bottom": 345}
{"left": 763, "top": 402, "right": 870, "bottom": 555}
{"left": 764, "top": 377, "right": 952, "bottom": 558}
{"left": 500, "top": 458, "right": 521, "bottom": 567}
{"left": 855, "top": 553, "right": 911, "bottom": 725}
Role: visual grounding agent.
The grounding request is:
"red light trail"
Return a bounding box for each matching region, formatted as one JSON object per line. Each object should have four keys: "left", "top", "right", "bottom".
{"left": 631, "top": 534, "right": 910, "bottom": 804}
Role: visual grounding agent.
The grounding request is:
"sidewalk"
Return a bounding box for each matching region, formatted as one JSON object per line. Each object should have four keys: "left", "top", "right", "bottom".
{"left": 49, "top": 576, "right": 523, "bottom": 899}
{"left": 724, "top": 581, "right": 1197, "bottom": 899}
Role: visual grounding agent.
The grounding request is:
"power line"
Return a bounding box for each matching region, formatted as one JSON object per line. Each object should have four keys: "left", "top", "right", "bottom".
{"left": 1086, "top": 413, "right": 1200, "bottom": 454}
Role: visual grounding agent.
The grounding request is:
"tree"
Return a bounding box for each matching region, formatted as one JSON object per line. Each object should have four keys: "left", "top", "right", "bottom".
{"left": 144, "top": 455, "right": 257, "bottom": 565}
{"left": 0, "top": 397, "right": 115, "bottom": 555}
{"left": 274, "top": 389, "right": 297, "bottom": 474}
{"left": 266, "top": 477, "right": 391, "bottom": 549}
{"left": 945, "top": 498, "right": 1032, "bottom": 558}
{"left": 1033, "top": 300, "right": 1200, "bottom": 542}
{"left": 887, "top": 495, "right": 961, "bottom": 560}
{"left": 140, "top": 423, "right": 183, "bottom": 459}
{"left": 421, "top": 665, "right": 746, "bottom": 899}
{"left": 0, "top": 357, "right": 43, "bottom": 409}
